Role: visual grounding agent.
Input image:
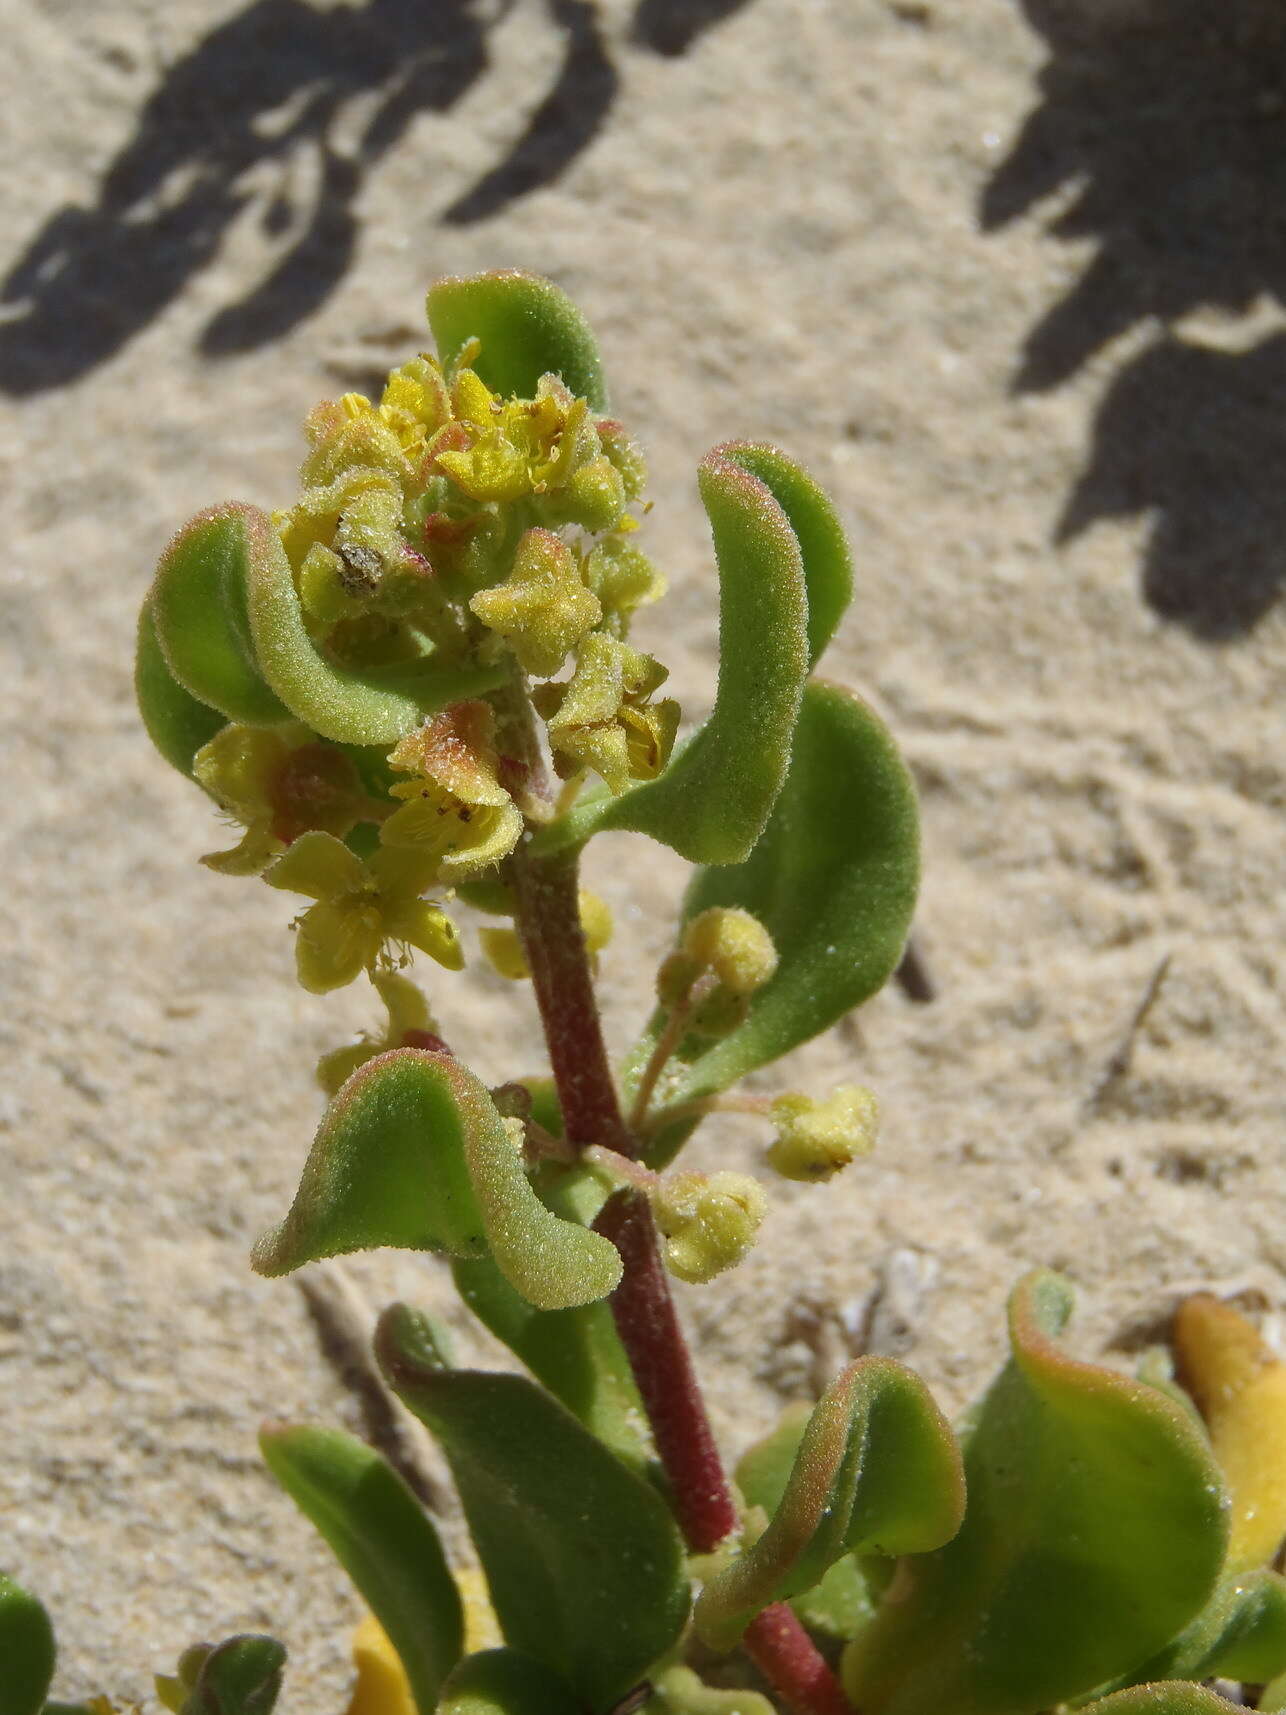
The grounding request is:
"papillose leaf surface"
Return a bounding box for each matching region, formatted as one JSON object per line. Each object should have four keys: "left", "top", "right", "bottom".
{"left": 183, "top": 1635, "right": 286, "bottom": 1715}
{"left": 1081, "top": 1687, "right": 1245, "bottom": 1715}
{"left": 436, "top": 1648, "right": 579, "bottom": 1715}
{"left": 427, "top": 270, "right": 608, "bottom": 411}
{"left": 135, "top": 600, "right": 226, "bottom": 777}
{"left": 634, "top": 681, "right": 919, "bottom": 1152}
{"left": 842, "top": 1271, "right": 1229, "bottom": 1715}
{"left": 252, "top": 1048, "right": 621, "bottom": 1310}
{"left": 259, "top": 1424, "right": 462, "bottom": 1714}
{"left": 0, "top": 1573, "right": 55, "bottom": 1715}
{"left": 695, "top": 1358, "right": 963, "bottom": 1649}
{"left": 532, "top": 447, "right": 810, "bottom": 865}
{"left": 377, "top": 1304, "right": 689, "bottom": 1712}
{"left": 1086, "top": 1568, "right": 1286, "bottom": 1698}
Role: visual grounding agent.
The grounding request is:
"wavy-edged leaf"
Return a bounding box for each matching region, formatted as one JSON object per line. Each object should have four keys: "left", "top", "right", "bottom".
{"left": 1081, "top": 1688, "right": 1245, "bottom": 1715}
{"left": 842, "top": 1271, "right": 1229, "bottom": 1715}
{"left": 718, "top": 444, "right": 852, "bottom": 668}
{"left": 150, "top": 506, "right": 292, "bottom": 724}
{"left": 0, "top": 1573, "right": 54, "bottom": 1715}
{"left": 532, "top": 449, "right": 809, "bottom": 865}
{"left": 632, "top": 682, "right": 918, "bottom": 1153}
{"left": 377, "top": 1305, "right": 690, "bottom": 1711}
{"left": 437, "top": 1649, "right": 578, "bottom": 1715}
{"left": 452, "top": 1250, "right": 652, "bottom": 1475}
{"left": 1086, "top": 1569, "right": 1286, "bottom": 1699}
{"left": 696, "top": 1359, "right": 963, "bottom": 1650}
{"left": 252, "top": 1049, "right": 621, "bottom": 1311}
{"left": 241, "top": 502, "right": 504, "bottom": 744}
{"left": 136, "top": 599, "right": 226, "bottom": 777}
{"left": 260, "top": 1425, "right": 461, "bottom": 1714}
{"left": 427, "top": 270, "right": 608, "bottom": 410}
{"left": 734, "top": 1403, "right": 878, "bottom": 1642}
{"left": 183, "top": 1636, "right": 285, "bottom": 1715}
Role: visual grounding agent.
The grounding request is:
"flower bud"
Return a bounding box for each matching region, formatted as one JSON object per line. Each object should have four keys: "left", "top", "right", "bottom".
{"left": 766, "top": 1085, "right": 879, "bottom": 1183}
{"left": 656, "top": 950, "right": 702, "bottom": 1010}
{"left": 682, "top": 908, "right": 778, "bottom": 997}
{"left": 653, "top": 1170, "right": 767, "bottom": 1284}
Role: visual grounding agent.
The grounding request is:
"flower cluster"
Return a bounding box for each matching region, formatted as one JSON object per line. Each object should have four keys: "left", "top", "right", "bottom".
{"left": 191, "top": 340, "right": 677, "bottom": 1003}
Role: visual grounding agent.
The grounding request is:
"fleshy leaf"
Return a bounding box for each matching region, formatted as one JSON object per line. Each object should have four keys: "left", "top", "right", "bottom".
{"left": 634, "top": 682, "right": 919, "bottom": 1152}
{"left": 841, "top": 1271, "right": 1229, "bottom": 1715}
{"left": 150, "top": 506, "right": 292, "bottom": 724}
{"left": 182, "top": 1635, "right": 286, "bottom": 1715}
{"left": 695, "top": 1359, "right": 963, "bottom": 1650}
{"left": 377, "top": 1305, "right": 690, "bottom": 1711}
{"left": 734, "top": 1403, "right": 878, "bottom": 1641}
{"left": 531, "top": 448, "right": 810, "bottom": 865}
{"left": 427, "top": 270, "right": 607, "bottom": 411}
{"left": 452, "top": 1253, "right": 652, "bottom": 1475}
{"left": 242, "top": 502, "right": 504, "bottom": 743}
{"left": 136, "top": 599, "right": 227, "bottom": 777}
{"left": 437, "top": 1649, "right": 579, "bottom": 1715}
{"left": 252, "top": 1049, "right": 621, "bottom": 1310}
{"left": 650, "top": 1664, "right": 775, "bottom": 1715}
{"left": 717, "top": 444, "right": 853, "bottom": 667}
{"left": 1086, "top": 1569, "right": 1286, "bottom": 1698}
{"left": 260, "top": 1425, "right": 461, "bottom": 1714}
{"left": 1081, "top": 1689, "right": 1245, "bottom": 1715}
{"left": 0, "top": 1574, "right": 54, "bottom": 1715}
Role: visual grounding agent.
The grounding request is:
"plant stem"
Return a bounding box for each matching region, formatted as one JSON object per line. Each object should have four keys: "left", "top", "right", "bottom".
{"left": 511, "top": 841, "right": 851, "bottom": 1715}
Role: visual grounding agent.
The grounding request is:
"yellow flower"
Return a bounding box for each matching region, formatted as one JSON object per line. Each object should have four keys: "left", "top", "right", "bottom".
{"left": 193, "top": 723, "right": 370, "bottom": 876}
{"left": 682, "top": 908, "right": 778, "bottom": 996}
{"left": 381, "top": 702, "right": 524, "bottom": 882}
{"left": 586, "top": 538, "right": 666, "bottom": 631}
{"left": 469, "top": 528, "right": 602, "bottom": 678}
{"left": 537, "top": 634, "right": 679, "bottom": 794}
{"left": 766, "top": 1086, "right": 879, "bottom": 1183}
{"left": 265, "top": 831, "right": 462, "bottom": 993}
{"left": 480, "top": 890, "right": 613, "bottom": 981}
{"left": 316, "top": 971, "right": 440, "bottom": 1095}
{"left": 653, "top": 1170, "right": 768, "bottom": 1285}
{"left": 1174, "top": 1293, "right": 1286, "bottom": 1570}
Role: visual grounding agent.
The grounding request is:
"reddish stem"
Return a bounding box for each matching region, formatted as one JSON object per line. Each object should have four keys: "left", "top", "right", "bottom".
{"left": 512, "top": 843, "right": 851, "bottom": 1715}
{"left": 745, "top": 1607, "right": 855, "bottom": 1715}
{"left": 594, "top": 1189, "right": 738, "bottom": 1552}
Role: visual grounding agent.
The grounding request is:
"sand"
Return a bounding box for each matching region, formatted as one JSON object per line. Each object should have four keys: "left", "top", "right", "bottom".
{"left": 2, "top": 0, "right": 1282, "bottom": 1704}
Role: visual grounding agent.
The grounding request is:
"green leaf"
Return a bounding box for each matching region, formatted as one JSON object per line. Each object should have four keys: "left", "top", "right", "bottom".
{"left": 182, "top": 1636, "right": 286, "bottom": 1715}
{"left": 437, "top": 1649, "right": 579, "bottom": 1715}
{"left": 841, "top": 1271, "right": 1229, "bottom": 1715}
{"left": 633, "top": 682, "right": 919, "bottom": 1150}
{"left": 150, "top": 506, "right": 292, "bottom": 724}
{"left": 734, "top": 1403, "right": 878, "bottom": 1641}
{"left": 452, "top": 1163, "right": 650, "bottom": 1473}
{"left": 695, "top": 1359, "right": 963, "bottom": 1650}
{"left": 1081, "top": 1688, "right": 1245, "bottom": 1715}
{"left": 259, "top": 1425, "right": 461, "bottom": 1714}
{"left": 377, "top": 1305, "right": 690, "bottom": 1711}
{"left": 650, "top": 1664, "right": 775, "bottom": 1715}
{"left": 1086, "top": 1569, "right": 1286, "bottom": 1698}
{"left": 532, "top": 447, "right": 810, "bottom": 865}
{"left": 717, "top": 444, "right": 853, "bottom": 667}
{"left": 427, "top": 270, "right": 608, "bottom": 410}
{"left": 452, "top": 1162, "right": 649, "bottom": 1471}
{"left": 241, "top": 502, "right": 504, "bottom": 744}
{"left": 252, "top": 1048, "right": 621, "bottom": 1310}
{"left": 0, "top": 1573, "right": 54, "bottom": 1715}
{"left": 136, "top": 599, "right": 226, "bottom": 777}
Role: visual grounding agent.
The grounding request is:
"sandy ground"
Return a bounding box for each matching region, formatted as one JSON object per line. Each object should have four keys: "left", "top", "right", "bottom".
{"left": 2, "top": 0, "right": 1283, "bottom": 1704}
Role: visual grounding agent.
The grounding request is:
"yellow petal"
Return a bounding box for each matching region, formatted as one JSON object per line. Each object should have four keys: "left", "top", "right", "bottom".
{"left": 193, "top": 724, "right": 294, "bottom": 823}
{"left": 295, "top": 899, "right": 383, "bottom": 993}
{"left": 200, "top": 821, "right": 285, "bottom": 877}
{"left": 384, "top": 900, "right": 465, "bottom": 971}
{"left": 389, "top": 703, "right": 512, "bottom": 808}
{"left": 266, "top": 830, "right": 368, "bottom": 902}
{"left": 469, "top": 529, "right": 601, "bottom": 679}
{"left": 345, "top": 1613, "right": 416, "bottom": 1715}
{"left": 480, "top": 925, "right": 530, "bottom": 981}
{"left": 1175, "top": 1294, "right": 1286, "bottom": 1569}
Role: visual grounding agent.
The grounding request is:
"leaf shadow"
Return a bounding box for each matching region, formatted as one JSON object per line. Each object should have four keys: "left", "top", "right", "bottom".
{"left": 982, "top": 0, "right": 1286, "bottom": 635}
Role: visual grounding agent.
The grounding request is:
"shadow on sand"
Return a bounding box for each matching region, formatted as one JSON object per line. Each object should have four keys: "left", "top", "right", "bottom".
{"left": 0, "top": 0, "right": 752, "bottom": 396}
{"left": 983, "top": 0, "right": 1286, "bottom": 635}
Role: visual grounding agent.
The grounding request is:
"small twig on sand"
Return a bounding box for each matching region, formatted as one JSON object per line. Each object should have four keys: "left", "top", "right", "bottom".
{"left": 1084, "top": 953, "right": 1173, "bottom": 1117}
{"left": 296, "top": 1260, "right": 450, "bottom": 1512}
